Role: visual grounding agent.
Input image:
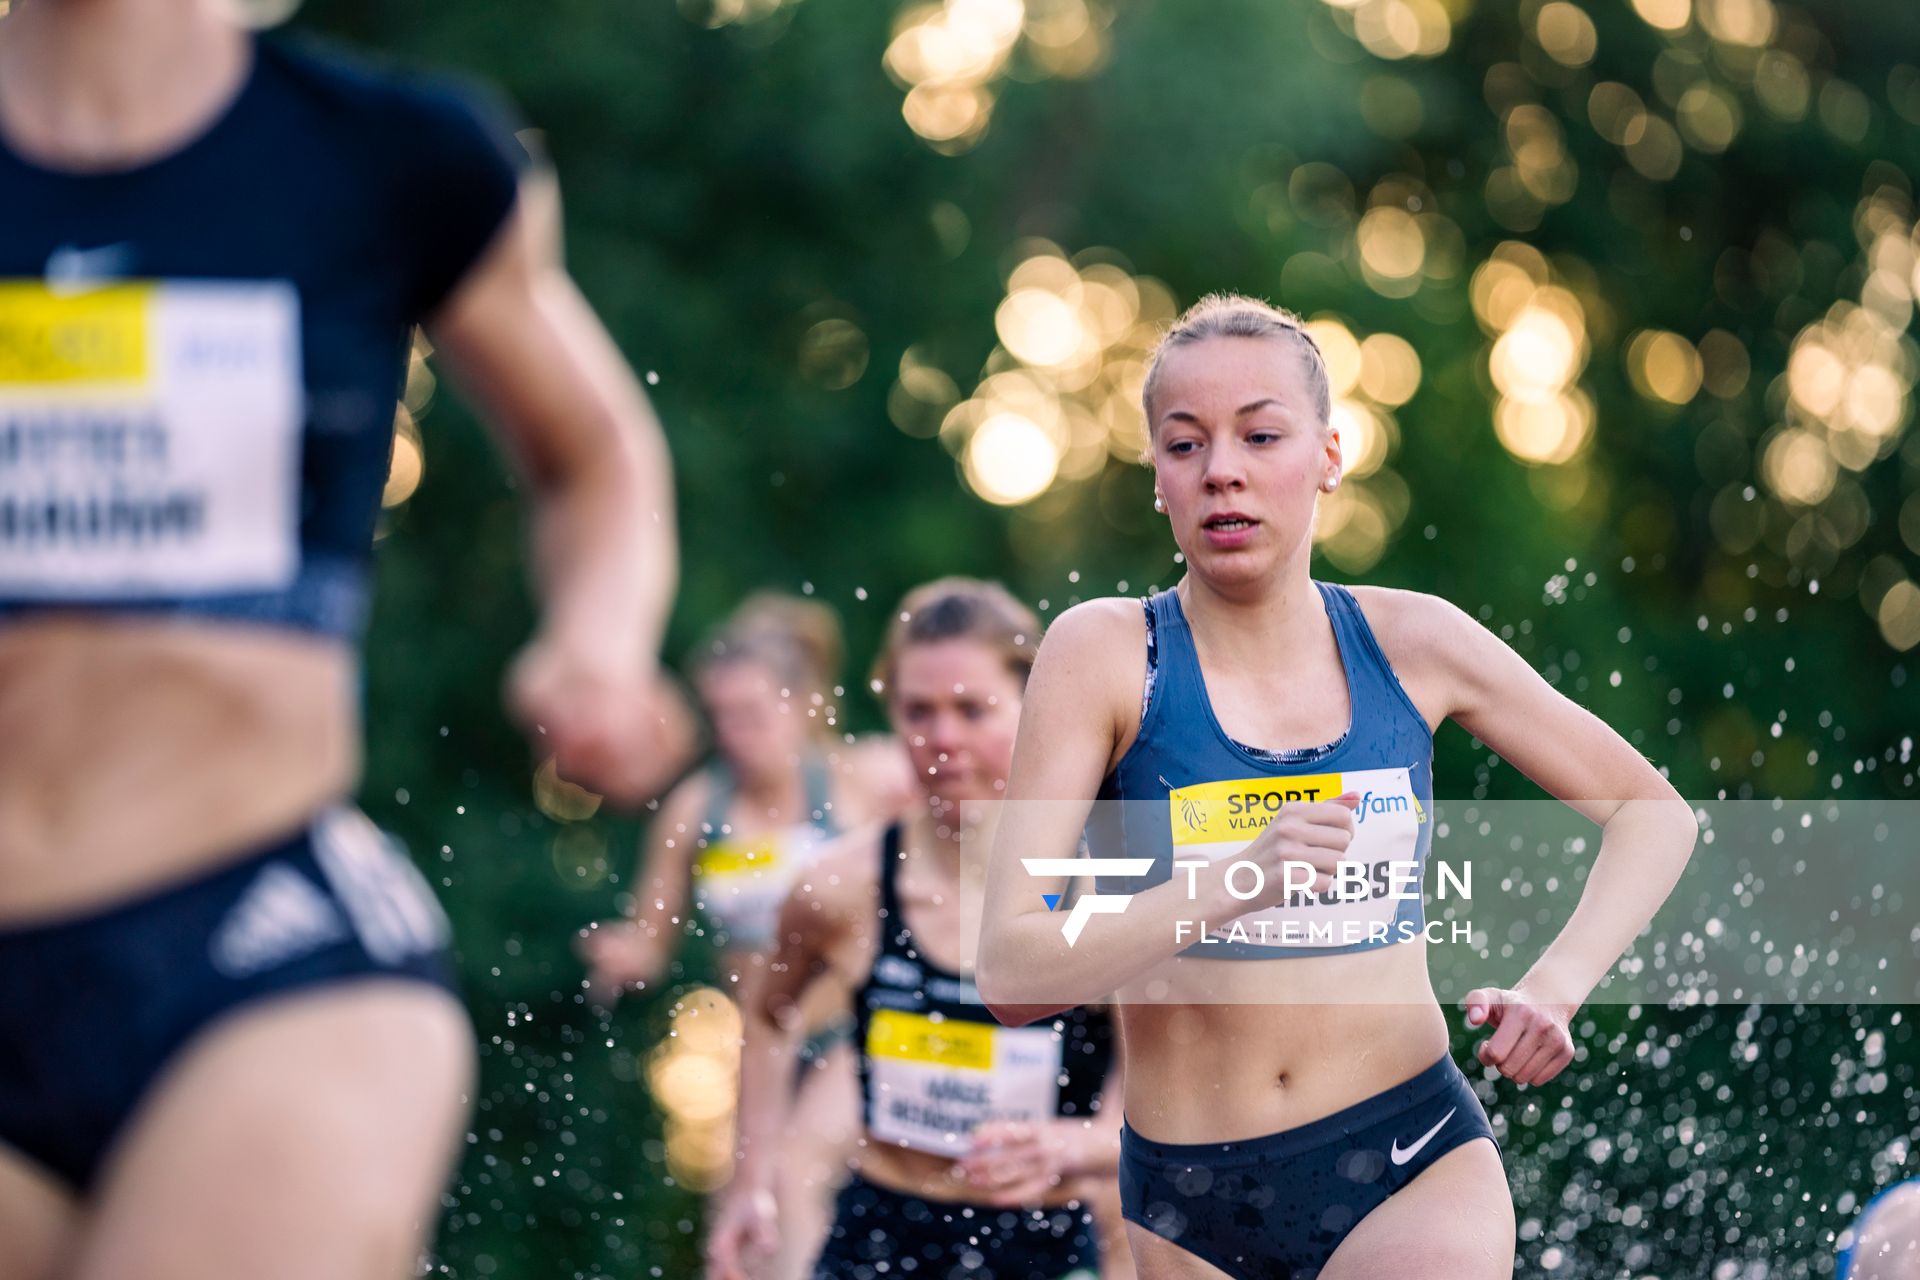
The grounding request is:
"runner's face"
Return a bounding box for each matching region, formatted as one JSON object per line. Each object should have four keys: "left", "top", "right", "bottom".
{"left": 698, "top": 660, "right": 808, "bottom": 780}
{"left": 887, "top": 639, "right": 1025, "bottom": 807}
{"left": 1149, "top": 336, "right": 1339, "bottom": 588}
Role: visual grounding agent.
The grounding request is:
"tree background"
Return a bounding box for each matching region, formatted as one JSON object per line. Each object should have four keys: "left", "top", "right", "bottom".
{"left": 294, "top": 0, "right": 1918, "bottom": 1274}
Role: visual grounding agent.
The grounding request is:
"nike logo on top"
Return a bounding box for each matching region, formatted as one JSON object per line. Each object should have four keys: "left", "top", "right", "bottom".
{"left": 44, "top": 242, "right": 136, "bottom": 295}
{"left": 1389, "top": 1106, "right": 1456, "bottom": 1166}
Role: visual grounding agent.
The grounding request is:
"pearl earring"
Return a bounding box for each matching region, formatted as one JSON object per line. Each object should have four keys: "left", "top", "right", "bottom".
{"left": 1153, "top": 495, "right": 1166, "bottom": 513}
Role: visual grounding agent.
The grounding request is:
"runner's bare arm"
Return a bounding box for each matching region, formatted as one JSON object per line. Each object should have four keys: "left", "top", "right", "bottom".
{"left": 578, "top": 775, "right": 705, "bottom": 998}
{"left": 1383, "top": 590, "right": 1697, "bottom": 1083}
{"left": 425, "top": 172, "right": 683, "bottom": 803}
{"left": 731, "top": 833, "right": 874, "bottom": 1194}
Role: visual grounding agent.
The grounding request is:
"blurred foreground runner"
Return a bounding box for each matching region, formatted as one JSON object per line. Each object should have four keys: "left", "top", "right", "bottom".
{"left": 0, "top": 2, "right": 689, "bottom": 1276}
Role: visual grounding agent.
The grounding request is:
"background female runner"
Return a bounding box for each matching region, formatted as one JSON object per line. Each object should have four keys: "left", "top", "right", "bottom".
{"left": 978, "top": 295, "right": 1698, "bottom": 1278}
{"left": 0, "top": 2, "right": 687, "bottom": 1276}
{"left": 582, "top": 592, "right": 911, "bottom": 1280}
{"left": 708, "top": 579, "right": 1123, "bottom": 1280}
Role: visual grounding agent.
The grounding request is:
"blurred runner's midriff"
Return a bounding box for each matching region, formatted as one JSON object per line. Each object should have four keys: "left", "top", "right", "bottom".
{"left": 0, "top": 617, "right": 357, "bottom": 923}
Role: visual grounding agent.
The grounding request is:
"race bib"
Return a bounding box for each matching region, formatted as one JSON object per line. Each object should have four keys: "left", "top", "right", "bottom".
{"left": 692, "top": 823, "right": 829, "bottom": 946}
{"left": 1169, "top": 766, "right": 1424, "bottom": 950}
{"left": 866, "top": 1008, "right": 1063, "bottom": 1155}
{"left": 0, "top": 280, "right": 303, "bottom": 597}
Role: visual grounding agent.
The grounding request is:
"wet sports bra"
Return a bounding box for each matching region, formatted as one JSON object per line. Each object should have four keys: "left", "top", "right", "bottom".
{"left": 0, "top": 35, "right": 526, "bottom": 637}
{"left": 857, "top": 823, "right": 1114, "bottom": 1157}
{"left": 1092, "top": 583, "right": 1434, "bottom": 959}
{"left": 688, "top": 755, "right": 839, "bottom": 952}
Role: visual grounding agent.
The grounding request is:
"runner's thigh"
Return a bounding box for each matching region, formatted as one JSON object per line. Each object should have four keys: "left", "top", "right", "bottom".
{"left": 1319, "top": 1138, "right": 1513, "bottom": 1280}
{"left": 0, "top": 1144, "right": 77, "bottom": 1280}
{"left": 1124, "top": 1223, "right": 1238, "bottom": 1280}
{"left": 68, "top": 981, "right": 474, "bottom": 1280}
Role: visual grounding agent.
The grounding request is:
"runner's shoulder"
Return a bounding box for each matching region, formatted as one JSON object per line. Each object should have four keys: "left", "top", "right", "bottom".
{"left": 1344, "top": 584, "right": 1486, "bottom": 673}
{"left": 1037, "top": 596, "right": 1147, "bottom": 669}
{"left": 1031, "top": 597, "right": 1146, "bottom": 721}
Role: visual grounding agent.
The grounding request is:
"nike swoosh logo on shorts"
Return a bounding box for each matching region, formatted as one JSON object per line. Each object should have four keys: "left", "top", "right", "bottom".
{"left": 1389, "top": 1106, "right": 1456, "bottom": 1166}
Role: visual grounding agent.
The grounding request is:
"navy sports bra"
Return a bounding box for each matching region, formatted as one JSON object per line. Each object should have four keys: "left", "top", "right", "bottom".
{"left": 857, "top": 824, "right": 1114, "bottom": 1157}
{"left": 0, "top": 36, "right": 526, "bottom": 637}
{"left": 1092, "top": 583, "right": 1435, "bottom": 960}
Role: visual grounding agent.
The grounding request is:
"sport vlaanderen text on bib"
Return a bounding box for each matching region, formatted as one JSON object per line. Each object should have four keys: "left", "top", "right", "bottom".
{"left": 1168, "top": 766, "right": 1425, "bottom": 950}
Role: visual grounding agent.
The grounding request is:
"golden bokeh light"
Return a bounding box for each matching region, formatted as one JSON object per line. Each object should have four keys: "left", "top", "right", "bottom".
{"left": 382, "top": 404, "right": 424, "bottom": 509}
{"left": 888, "top": 0, "right": 1111, "bottom": 150}
{"left": 1331, "top": 397, "right": 1391, "bottom": 477}
{"left": 1623, "top": 113, "right": 1684, "bottom": 181}
{"left": 1535, "top": 2, "right": 1597, "bottom": 67}
{"left": 1629, "top": 0, "right": 1690, "bottom": 30}
{"left": 797, "top": 317, "right": 870, "bottom": 390}
{"left": 1349, "top": 0, "right": 1453, "bottom": 60}
{"left": 1359, "top": 332, "right": 1422, "bottom": 406}
{"left": 1762, "top": 428, "right": 1837, "bottom": 507}
{"left": 1626, "top": 329, "right": 1704, "bottom": 404}
{"left": 1315, "top": 483, "right": 1392, "bottom": 572}
{"left": 996, "top": 287, "right": 1090, "bottom": 367}
{"left": 1753, "top": 50, "right": 1811, "bottom": 120}
{"left": 1494, "top": 391, "right": 1594, "bottom": 465}
{"left": 1877, "top": 579, "right": 1920, "bottom": 652}
{"left": 1306, "top": 318, "right": 1365, "bottom": 397}
{"left": 1696, "top": 0, "right": 1775, "bottom": 47}
{"left": 533, "top": 756, "right": 604, "bottom": 823}
{"left": 1698, "top": 329, "right": 1751, "bottom": 398}
{"left": 649, "top": 987, "right": 745, "bottom": 1193}
{"left": 1677, "top": 82, "right": 1742, "bottom": 152}
{"left": 964, "top": 411, "right": 1062, "bottom": 504}
{"left": 1588, "top": 82, "right": 1649, "bottom": 146}
{"left": 1492, "top": 305, "right": 1583, "bottom": 403}
{"left": 1356, "top": 207, "right": 1427, "bottom": 283}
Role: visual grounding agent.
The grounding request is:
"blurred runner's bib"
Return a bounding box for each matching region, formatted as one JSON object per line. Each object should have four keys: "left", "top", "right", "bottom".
{"left": 691, "top": 823, "right": 829, "bottom": 950}
{"left": 1170, "top": 766, "right": 1425, "bottom": 950}
{"left": 0, "top": 280, "right": 303, "bottom": 597}
{"left": 865, "top": 1008, "right": 1063, "bottom": 1155}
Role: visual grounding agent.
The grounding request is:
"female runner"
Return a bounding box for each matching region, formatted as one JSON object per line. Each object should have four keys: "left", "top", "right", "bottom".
{"left": 0, "top": 3, "right": 686, "bottom": 1277}
{"left": 582, "top": 592, "right": 911, "bottom": 1280}
{"left": 978, "top": 295, "right": 1698, "bottom": 1278}
{"left": 708, "top": 579, "right": 1122, "bottom": 1280}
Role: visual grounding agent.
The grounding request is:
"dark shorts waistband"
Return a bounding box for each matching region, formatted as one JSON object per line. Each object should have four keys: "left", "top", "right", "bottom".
{"left": 1121, "top": 1054, "right": 1465, "bottom": 1168}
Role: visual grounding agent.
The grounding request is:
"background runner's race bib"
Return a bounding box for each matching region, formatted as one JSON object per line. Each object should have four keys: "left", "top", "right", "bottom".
{"left": 0, "top": 280, "right": 303, "bottom": 597}
{"left": 1169, "top": 766, "right": 1424, "bottom": 949}
{"left": 691, "top": 823, "right": 829, "bottom": 945}
{"left": 866, "top": 1008, "right": 1063, "bottom": 1155}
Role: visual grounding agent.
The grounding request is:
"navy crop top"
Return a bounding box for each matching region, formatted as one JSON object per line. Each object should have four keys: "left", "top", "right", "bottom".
{"left": 0, "top": 35, "right": 527, "bottom": 637}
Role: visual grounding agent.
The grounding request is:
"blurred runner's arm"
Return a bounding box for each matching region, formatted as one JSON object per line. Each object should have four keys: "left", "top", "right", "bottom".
{"left": 707, "top": 840, "right": 867, "bottom": 1280}
{"left": 425, "top": 172, "right": 688, "bottom": 804}
{"left": 1415, "top": 594, "right": 1698, "bottom": 1085}
{"left": 579, "top": 777, "right": 705, "bottom": 1002}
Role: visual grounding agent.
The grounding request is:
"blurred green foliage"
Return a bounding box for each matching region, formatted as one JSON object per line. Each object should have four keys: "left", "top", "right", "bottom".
{"left": 293, "top": 0, "right": 1918, "bottom": 1274}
